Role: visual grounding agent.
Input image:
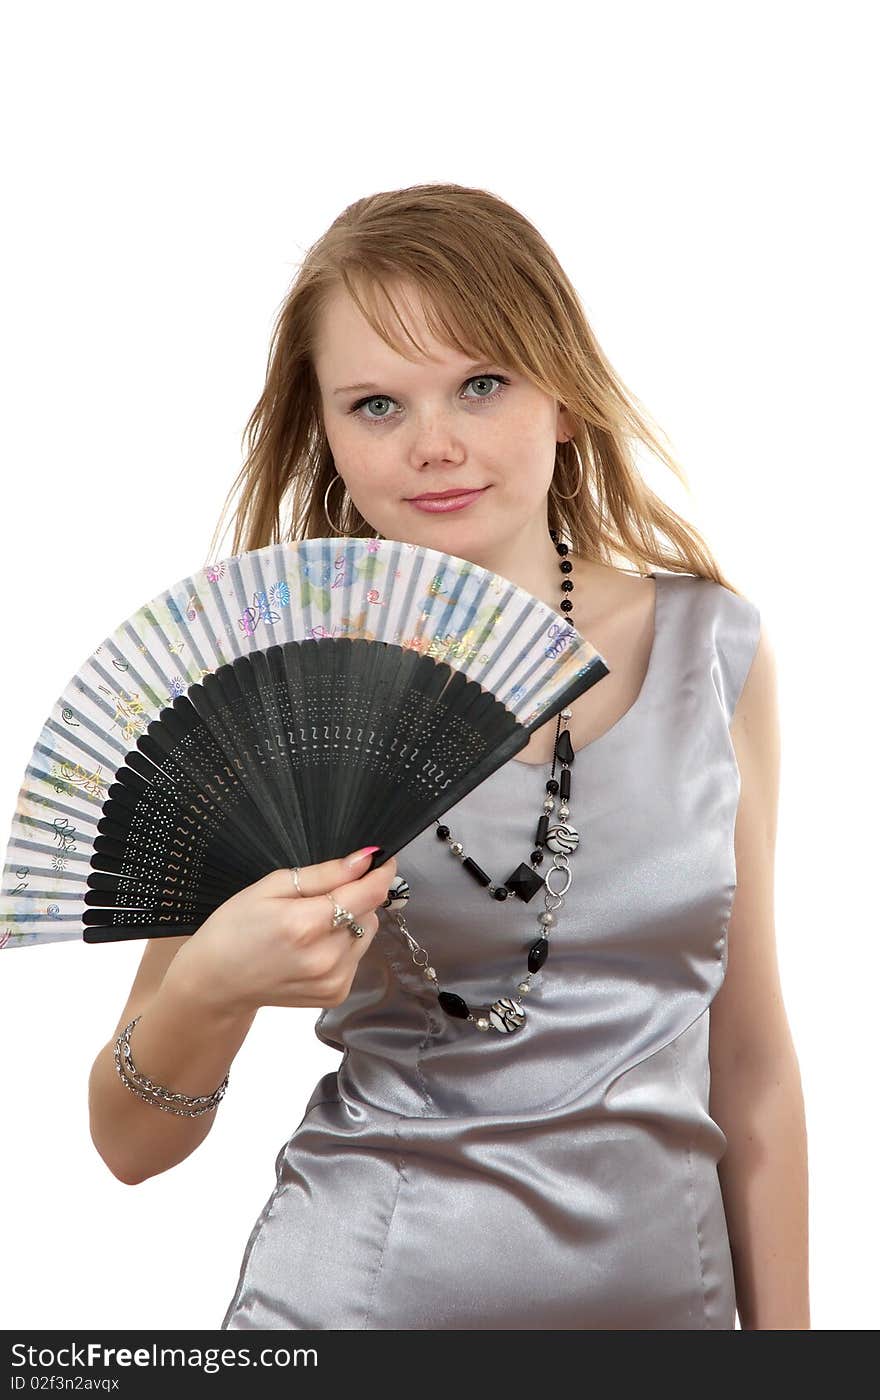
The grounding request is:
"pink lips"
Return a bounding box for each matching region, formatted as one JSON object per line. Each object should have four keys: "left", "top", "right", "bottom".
{"left": 407, "top": 486, "right": 490, "bottom": 513}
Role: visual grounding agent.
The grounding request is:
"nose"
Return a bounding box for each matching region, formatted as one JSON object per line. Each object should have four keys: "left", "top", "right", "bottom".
{"left": 405, "top": 417, "right": 467, "bottom": 468}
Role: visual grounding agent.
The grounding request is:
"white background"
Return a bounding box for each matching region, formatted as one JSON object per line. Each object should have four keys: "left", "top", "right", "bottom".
{"left": 1, "top": 0, "right": 877, "bottom": 1332}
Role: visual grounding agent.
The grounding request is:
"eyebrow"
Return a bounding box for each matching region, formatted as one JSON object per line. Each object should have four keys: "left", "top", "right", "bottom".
{"left": 333, "top": 362, "right": 504, "bottom": 395}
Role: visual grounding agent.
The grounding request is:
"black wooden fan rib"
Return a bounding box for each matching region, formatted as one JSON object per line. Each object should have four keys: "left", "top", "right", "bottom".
{"left": 312, "top": 635, "right": 395, "bottom": 858}
{"left": 332, "top": 641, "right": 428, "bottom": 853}
{"left": 85, "top": 865, "right": 239, "bottom": 912}
{"left": 195, "top": 665, "right": 295, "bottom": 869}
{"left": 86, "top": 696, "right": 276, "bottom": 933}
{"left": 281, "top": 637, "right": 338, "bottom": 860}
{"left": 249, "top": 645, "right": 311, "bottom": 851}
{"left": 322, "top": 636, "right": 364, "bottom": 857}
{"left": 115, "top": 704, "right": 274, "bottom": 875}
{"left": 111, "top": 737, "right": 264, "bottom": 883}
{"left": 359, "top": 651, "right": 515, "bottom": 854}
{"left": 141, "top": 691, "right": 286, "bottom": 870}
{"left": 312, "top": 636, "right": 383, "bottom": 857}
{"left": 230, "top": 650, "right": 306, "bottom": 856}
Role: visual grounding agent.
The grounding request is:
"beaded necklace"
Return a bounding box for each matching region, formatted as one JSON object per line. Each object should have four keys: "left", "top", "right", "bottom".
{"left": 381, "top": 527, "right": 580, "bottom": 1036}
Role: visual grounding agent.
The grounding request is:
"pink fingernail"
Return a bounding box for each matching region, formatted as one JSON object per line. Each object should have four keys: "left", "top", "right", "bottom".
{"left": 345, "top": 845, "right": 381, "bottom": 868}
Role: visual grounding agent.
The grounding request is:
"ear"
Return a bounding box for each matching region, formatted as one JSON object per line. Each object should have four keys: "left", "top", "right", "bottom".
{"left": 556, "top": 404, "right": 578, "bottom": 442}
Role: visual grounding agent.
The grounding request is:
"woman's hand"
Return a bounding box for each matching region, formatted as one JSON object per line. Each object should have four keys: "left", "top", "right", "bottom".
{"left": 160, "top": 847, "right": 397, "bottom": 1017}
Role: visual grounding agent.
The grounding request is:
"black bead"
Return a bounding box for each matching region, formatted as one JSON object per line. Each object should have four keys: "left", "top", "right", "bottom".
{"left": 462, "top": 856, "right": 491, "bottom": 887}
{"left": 436, "top": 825, "right": 450, "bottom": 839}
{"left": 530, "top": 848, "right": 544, "bottom": 864}
{"left": 555, "top": 541, "right": 569, "bottom": 556}
{"left": 504, "top": 863, "right": 546, "bottom": 902}
{"left": 560, "top": 599, "right": 573, "bottom": 612}
{"left": 545, "top": 779, "right": 559, "bottom": 794}
{"left": 528, "top": 936, "right": 549, "bottom": 972}
{"left": 555, "top": 729, "right": 575, "bottom": 766}
{"left": 561, "top": 579, "right": 573, "bottom": 591}
{"left": 536, "top": 813, "right": 549, "bottom": 845}
{"left": 492, "top": 885, "right": 510, "bottom": 900}
{"left": 560, "top": 767, "right": 571, "bottom": 800}
{"left": 560, "top": 559, "right": 573, "bottom": 574}
{"left": 438, "top": 990, "right": 470, "bottom": 1019}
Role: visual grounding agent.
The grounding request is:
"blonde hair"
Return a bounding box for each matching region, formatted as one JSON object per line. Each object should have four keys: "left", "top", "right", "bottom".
{"left": 206, "top": 182, "right": 741, "bottom": 594}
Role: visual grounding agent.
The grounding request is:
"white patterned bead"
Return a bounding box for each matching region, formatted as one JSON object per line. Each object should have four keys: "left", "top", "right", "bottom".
{"left": 546, "top": 822, "right": 578, "bottom": 854}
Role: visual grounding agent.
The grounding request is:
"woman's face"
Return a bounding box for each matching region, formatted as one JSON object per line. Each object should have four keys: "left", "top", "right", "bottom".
{"left": 312, "top": 281, "right": 575, "bottom": 559}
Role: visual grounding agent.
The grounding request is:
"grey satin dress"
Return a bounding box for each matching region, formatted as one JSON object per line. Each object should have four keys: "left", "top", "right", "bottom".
{"left": 221, "top": 571, "right": 761, "bottom": 1330}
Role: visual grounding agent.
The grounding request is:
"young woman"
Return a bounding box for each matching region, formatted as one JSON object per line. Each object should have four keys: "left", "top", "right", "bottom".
{"left": 88, "top": 183, "right": 809, "bottom": 1330}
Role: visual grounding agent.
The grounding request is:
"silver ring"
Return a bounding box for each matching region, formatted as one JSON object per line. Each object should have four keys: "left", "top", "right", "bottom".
{"left": 324, "top": 892, "right": 365, "bottom": 938}
{"left": 289, "top": 867, "right": 303, "bottom": 895}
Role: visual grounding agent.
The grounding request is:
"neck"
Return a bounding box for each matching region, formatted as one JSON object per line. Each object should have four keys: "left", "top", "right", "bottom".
{"left": 456, "top": 518, "right": 571, "bottom": 613}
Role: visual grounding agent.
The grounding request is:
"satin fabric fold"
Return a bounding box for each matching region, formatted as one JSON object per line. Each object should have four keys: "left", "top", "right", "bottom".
{"left": 221, "top": 572, "right": 761, "bottom": 1330}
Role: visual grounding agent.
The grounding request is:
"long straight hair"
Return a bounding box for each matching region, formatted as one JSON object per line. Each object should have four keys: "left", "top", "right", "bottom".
{"left": 206, "top": 182, "right": 741, "bottom": 594}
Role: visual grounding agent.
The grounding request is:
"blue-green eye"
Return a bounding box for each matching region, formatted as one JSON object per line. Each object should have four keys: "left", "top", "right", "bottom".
{"left": 348, "top": 374, "right": 510, "bottom": 425}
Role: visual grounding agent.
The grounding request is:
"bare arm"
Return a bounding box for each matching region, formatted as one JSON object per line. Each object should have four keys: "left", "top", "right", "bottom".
{"left": 709, "top": 623, "right": 810, "bottom": 1330}
{"left": 88, "top": 935, "right": 257, "bottom": 1186}
{"left": 88, "top": 848, "right": 395, "bottom": 1187}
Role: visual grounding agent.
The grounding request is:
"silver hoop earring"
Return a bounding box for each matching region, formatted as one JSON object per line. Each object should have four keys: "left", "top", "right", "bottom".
{"left": 322, "top": 472, "right": 382, "bottom": 540}
{"left": 551, "top": 439, "right": 585, "bottom": 503}
{"left": 323, "top": 472, "right": 347, "bottom": 534}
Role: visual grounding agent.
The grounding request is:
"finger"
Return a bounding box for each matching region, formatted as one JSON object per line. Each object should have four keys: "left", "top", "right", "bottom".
{"left": 323, "top": 859, "right": 397, "bottom": 918}
{"left": 259, "top": 849, "right": 394, "bottom": 902}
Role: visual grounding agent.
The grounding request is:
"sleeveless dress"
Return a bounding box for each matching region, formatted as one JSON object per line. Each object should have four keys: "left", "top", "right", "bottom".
{"left": 220, "top": 570, "right": 761, "bottom": 1331}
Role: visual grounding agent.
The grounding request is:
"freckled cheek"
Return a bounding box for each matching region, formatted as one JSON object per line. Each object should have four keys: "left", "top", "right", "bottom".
{"left": 339, "top": 461, "right": 399, "bottom": 506}
{"left": 330, "top": 432, "right": 383, "bottom": 493}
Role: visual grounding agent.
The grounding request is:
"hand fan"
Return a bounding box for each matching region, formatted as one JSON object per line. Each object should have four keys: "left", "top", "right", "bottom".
{"left": 0, "top": 536, "right": 609, "bottom": 950}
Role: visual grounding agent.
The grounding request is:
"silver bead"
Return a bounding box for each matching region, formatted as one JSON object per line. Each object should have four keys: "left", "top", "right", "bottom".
{"left": 450, "top": 841, "right": 464, "bottom": 856}
{"left": 476, "top": 1017, "right": 491, "bottom": 1032}
{"left": 561, "top": 708, "right": 572, "bottom": 719}
{"left": 539, "top": 911, "right": 555, "bottom": 926}
{"left": 559, "top": 805, "right": 570, "bottom": 820}
{"left": 542, "top": 797, "right": 555, "bottom": 813}
{"left": 517, "top": 981, "right": 531, "bottom": 995}
{"left": 424, "top": 966, "right": 437, "bottom": 981}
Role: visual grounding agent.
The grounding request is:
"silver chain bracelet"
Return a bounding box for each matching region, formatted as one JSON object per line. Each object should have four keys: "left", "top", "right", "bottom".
{"left": 113, "top": 1015, "right": 229, "bottom": 1117}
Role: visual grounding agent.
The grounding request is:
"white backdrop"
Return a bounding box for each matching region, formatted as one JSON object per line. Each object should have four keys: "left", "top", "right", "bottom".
{"left": 1, "top": 0, "right": 876, "bottom": 1332}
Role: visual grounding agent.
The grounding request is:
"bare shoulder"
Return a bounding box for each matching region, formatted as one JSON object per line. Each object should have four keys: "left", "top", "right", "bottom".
{"left": 517, "top": 557, "right": 655, "bottom": 763}
{"left": 730, "top": 612, "right": 778, "bottom": 748}
{"left": 570, "top": 556, "right": 655, "bottom": 627}
{"left": 710, "top": 617, "right": 790, "bottom": 1075}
